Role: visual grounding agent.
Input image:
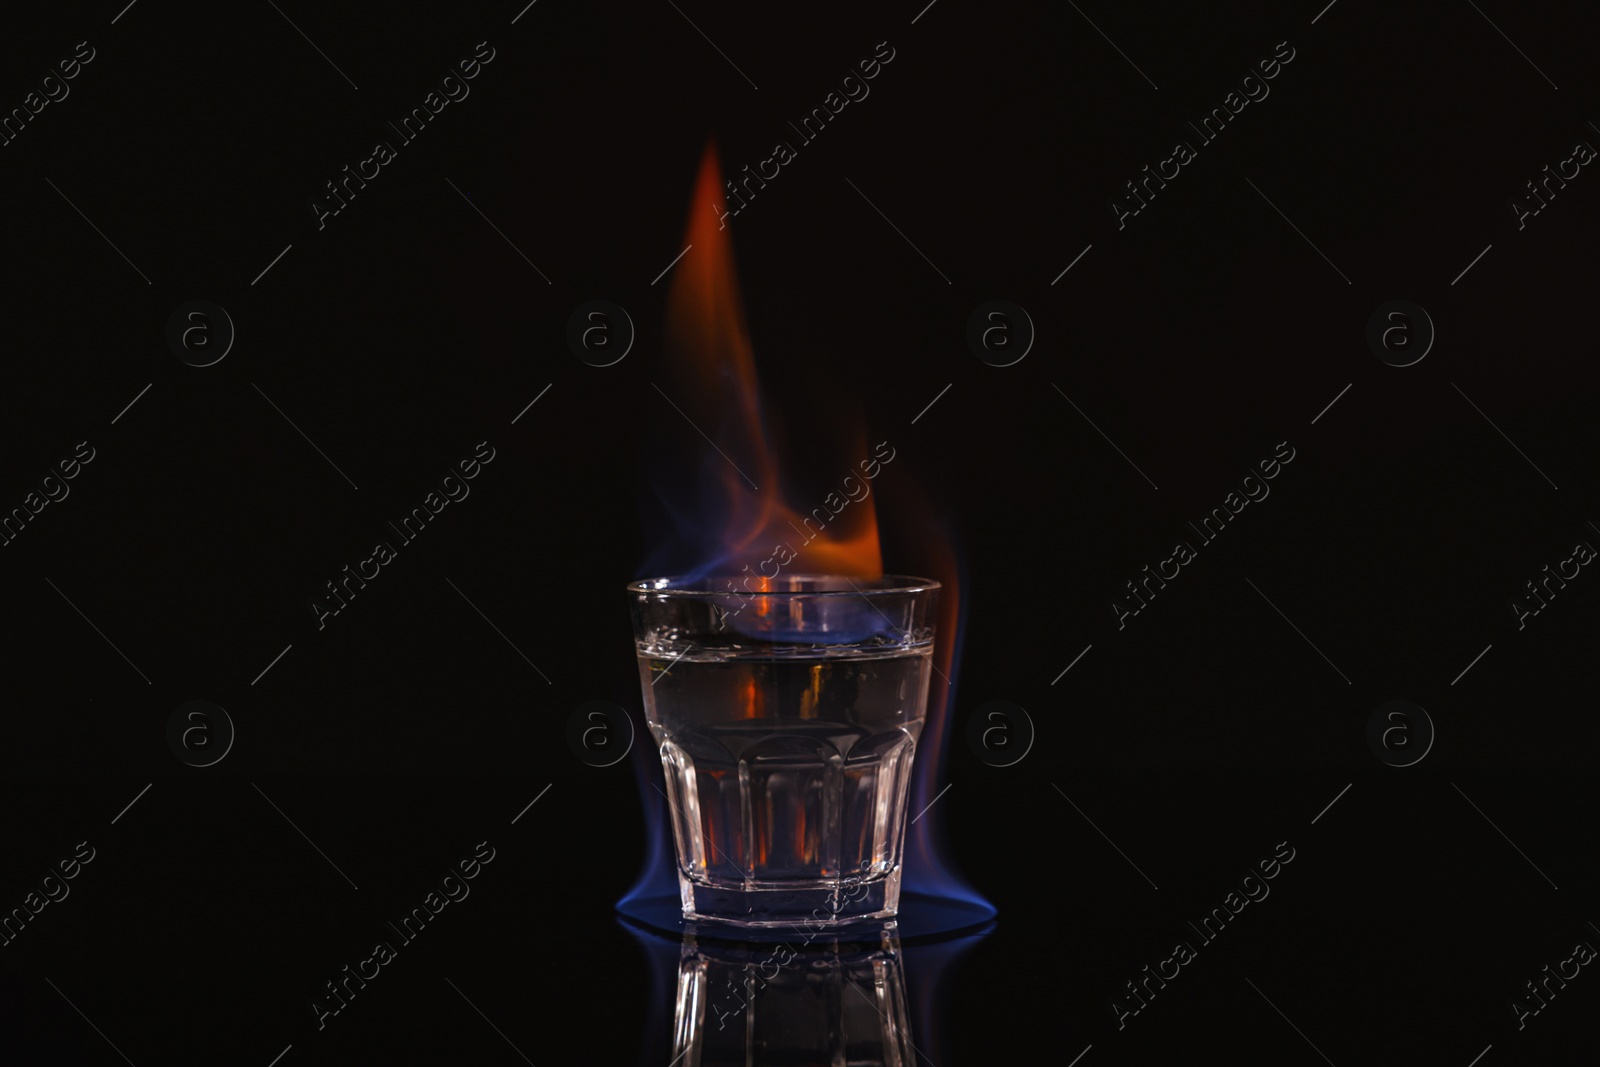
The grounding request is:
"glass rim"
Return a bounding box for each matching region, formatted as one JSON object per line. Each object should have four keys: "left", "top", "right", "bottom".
{"left": 627, "top": 573, "right": 940, "bottom": 598}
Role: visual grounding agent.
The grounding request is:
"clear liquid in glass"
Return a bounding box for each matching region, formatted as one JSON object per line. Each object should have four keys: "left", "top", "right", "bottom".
{"left": 639, "top": 644, "right": 931, "bottom": 926}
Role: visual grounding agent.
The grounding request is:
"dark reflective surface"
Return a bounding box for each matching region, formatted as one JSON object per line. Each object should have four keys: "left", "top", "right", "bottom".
{"left": 625, "top": 918, "right": 992, "bottom": 1066}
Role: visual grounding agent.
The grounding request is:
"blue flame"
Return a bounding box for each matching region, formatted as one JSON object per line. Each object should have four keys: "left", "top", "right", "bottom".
{"left": 617, "top": 750, "right": 680, "bottom": 912}
{"left": 901, "top": 534, "right": 991, "bottom": 914}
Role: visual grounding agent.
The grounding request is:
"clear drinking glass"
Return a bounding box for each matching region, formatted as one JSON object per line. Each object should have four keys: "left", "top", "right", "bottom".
{"left": 629, "top": 574, "right": 939, "bottom": 927}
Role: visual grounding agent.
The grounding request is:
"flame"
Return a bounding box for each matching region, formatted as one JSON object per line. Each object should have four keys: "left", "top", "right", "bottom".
{"left": 890, "top": 482, "right": 989, "bottom": 912}
{"left": 661, "top": 141, "right": 882, "bottom": 582}
{"left": 617, "top": 142, "right": 992, "bottom": 927}
{"left": 903, "top": 525, "right": 963, "bottom": 887}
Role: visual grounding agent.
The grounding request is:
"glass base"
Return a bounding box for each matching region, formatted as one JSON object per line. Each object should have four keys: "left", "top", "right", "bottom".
{"left": 679, "top": 868, "right": 901, "bottom": 929}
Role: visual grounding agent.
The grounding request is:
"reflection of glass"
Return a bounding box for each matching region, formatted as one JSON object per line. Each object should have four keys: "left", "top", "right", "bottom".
{"left": 629, "top": 575, "right": 939, "bottom": 927}
{"left": 672, "top": 928, "right": 912, "bottom": 1067}
{"left": 622, "top": 914, "right": 992, "bottom": 1067}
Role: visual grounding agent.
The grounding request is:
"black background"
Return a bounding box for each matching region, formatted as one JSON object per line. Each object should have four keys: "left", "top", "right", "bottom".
{"left": 2, "top": 1, "right": 1598, "bottom": 1063}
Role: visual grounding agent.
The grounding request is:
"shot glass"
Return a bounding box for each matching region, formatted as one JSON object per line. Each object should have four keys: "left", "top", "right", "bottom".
{"left": 629, "top": 575, "right": 939, "bottom": 928}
